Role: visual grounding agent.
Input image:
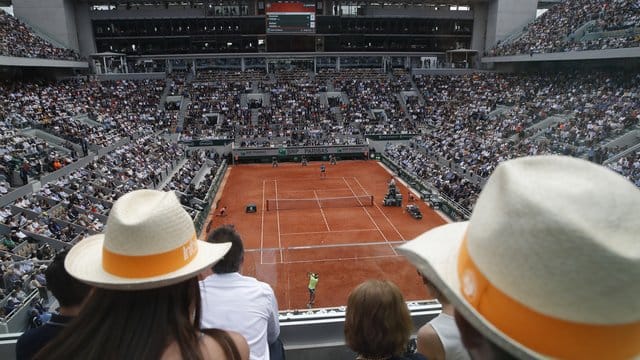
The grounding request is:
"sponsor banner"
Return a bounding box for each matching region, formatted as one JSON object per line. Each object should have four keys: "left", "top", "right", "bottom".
{"left": 234, "top": 145, "right": 369, "bottom": 158}
{"left": 365, "top": 134, "right": 418, "bottom": 141}
{"left": 180, "top": 139, "right": 234, "bottom": 147}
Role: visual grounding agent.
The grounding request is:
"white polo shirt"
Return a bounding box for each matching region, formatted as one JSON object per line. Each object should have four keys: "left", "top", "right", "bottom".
{"left": 200, "top": 272, "right": 280, "bottom": 360}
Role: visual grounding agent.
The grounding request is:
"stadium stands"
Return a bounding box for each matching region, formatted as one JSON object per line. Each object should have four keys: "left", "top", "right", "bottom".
{"left": 608, "top": 150, "right": 640, "bottom": 187}
{"left": 0, "top": 10, "right": 80, "bottom": 61}
{"left": 1, "top": 2, "right": 638, "bottom": 358}
{"left": 0, "top": 60, "right": 639, "bottom": 346}
{"left": 490, "top": 0, "right": 640, "bottom": 56}
{"left": 0, "top": 77, "right": 231, "bottom": 330}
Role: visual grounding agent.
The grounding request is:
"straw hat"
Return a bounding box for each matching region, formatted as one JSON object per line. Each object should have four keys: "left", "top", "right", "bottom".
{"left": 65, "top": 190, "right": 231, "bottom": 290}
{"left": 398, "top": 156, "right": 640, "bottom": 360}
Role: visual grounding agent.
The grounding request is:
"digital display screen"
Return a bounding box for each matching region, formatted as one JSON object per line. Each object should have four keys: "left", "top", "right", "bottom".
{"left": 266, "top": 1, "right": 316, "bottom": 34}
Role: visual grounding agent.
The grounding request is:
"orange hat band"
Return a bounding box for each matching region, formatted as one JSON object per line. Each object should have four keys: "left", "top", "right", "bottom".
{"left": 457, "top": 236, "right": 640, "bottom": 360}
{"left": 103, "top": 234, "right": 198, "bottom": 278}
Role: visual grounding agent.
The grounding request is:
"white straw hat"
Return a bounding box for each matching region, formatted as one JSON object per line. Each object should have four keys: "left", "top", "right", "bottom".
{"left": 398, "top": 156, "right": 640, "bottom": 360}
{"left": 65, "top": 190, "right": 231, "bottom": 290}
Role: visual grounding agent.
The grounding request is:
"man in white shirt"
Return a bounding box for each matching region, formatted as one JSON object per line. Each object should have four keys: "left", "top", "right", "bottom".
{"left": 200, "top": 226, "right": 281, "bottom": 360}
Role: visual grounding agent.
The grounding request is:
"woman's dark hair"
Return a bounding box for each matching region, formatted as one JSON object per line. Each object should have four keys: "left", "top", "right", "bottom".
{"left": 35, "top": 277, "right": 239, "bottom": 360}
{"left": 207, "top": 226, "right": 244, "bottom": 273}
{"left": 45, "top": 251, "right": 91, "bottom": 308}
{"left": 344, "top": 279, "right": 412, "bottom": 358}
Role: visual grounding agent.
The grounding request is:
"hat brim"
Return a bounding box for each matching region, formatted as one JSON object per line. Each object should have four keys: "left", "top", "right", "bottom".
{"left": 397, "top": 222, "right": 544, "bottom": 360}
{"left": 65, "top": 235, "right": 231, "bottom": 290}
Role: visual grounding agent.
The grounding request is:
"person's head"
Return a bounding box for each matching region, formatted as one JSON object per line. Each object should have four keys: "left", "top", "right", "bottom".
{"left": 399, "top": 156, "right": 640, "bottom": 360}
{"left": 45, "top": 250, "right": 90, "bottom": 309}
{"left": 344, "top": 279, "right": 412, "bottom": 358}
{"left": 207, "top": 225, "right": 244, "bottom": 273}
{"left": 417, "top": 270, "right": 448, "bottom": 305}
{"left": 37, "top": 190, "right": 231, "bottom": 360}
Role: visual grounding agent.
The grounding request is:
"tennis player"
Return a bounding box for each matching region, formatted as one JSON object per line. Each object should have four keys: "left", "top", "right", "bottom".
{"left": 320, "top": 164, "right": 326, "bottom": 179}
{"left": 307, "top": 272, "right": 319, "bottom": 307}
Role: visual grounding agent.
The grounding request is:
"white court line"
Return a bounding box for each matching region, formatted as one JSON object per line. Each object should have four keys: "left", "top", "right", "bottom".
{"left": 286, "top": 261, "right": 291, "bottom": 310}
{"left": 342, "top": 177, "right": 398, "bottom": 256}
{"left": 353, "top": 176, "right": 406, "bottom": 241}
{"left": 274, "top": 179, "right": 283, "bottom": 263}
{"left": 281, "top": 228, "right": 379, "bottom": 236}
{"left": 260, "top": 180, "right": 266, "bottom": 265}
{"left": 261, "top": 254, "right": 400, "bottom": 265}
{"left": 314, "top": 190, "right": 331, "bottom": 231}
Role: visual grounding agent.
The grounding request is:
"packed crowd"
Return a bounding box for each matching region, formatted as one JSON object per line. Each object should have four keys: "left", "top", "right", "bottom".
{"left": 1, "top": 78, "right": 169, "bottom": 146}
{"left": 0, "top": 10, "right": 80, "bottom": 61}
{"left": 416, "top": 72, "right": 638, "bottom": 173}
{"left": 0, "top": 254, "right": 52, "bottom": 321}
{"left": 490, "top": 0, "right": 640, "bottom": 55}
{"left": 182, "top": 70, "right": 367, "bottom": 147}
{"left": 385, "top": 143, "right": 481, "bottom": 211}
{"left": 608, "top": 150, "right": 640, "bottom": 187}
{"left": 1, "top": 122, "right": 76, "bottom": 188}
{"left": 0, "top": 66, "right": 637, "bottom": 360}
{"left": 183, "top": 78, "right": 250, "bottom": 141}
{"left": 378, "top": 71, "right": 639, "bottom": 212}
{"left": 164, "top": 153, "right": 204, "bottom": 194}
{"left": 178, "top": 68, "right": 640, "bottom": 199}
{"left": 0, "top": 75, "right": 231, "bottom": 324}
{"left": 0, "top": 78, "right": 174, "bottom": 189}
{"left": 0, "top": 131, "right": 227, "bottom": 323}
{"left": 251, "top": 80, "right": 338, "bottom": 147}
{"left": 335, "top": 69, "right": 417, "bottom": 136}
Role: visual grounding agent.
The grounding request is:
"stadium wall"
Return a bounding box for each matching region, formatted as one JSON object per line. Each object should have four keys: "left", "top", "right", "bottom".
{"left": 94, "top": 72, "right": 166, "bottom": 81}
{"left": 75, "top": 1, "right": 96, "bottom": 56}
{"left": 471, "top": 2, "right": 488, "bottom": 53}
{"left": 0, "top": 56, "right": 87, "bottom": 69}
{"left": 87, "top": 6, "right": 208, "bottom": 19}
{"left": 12, "top": 0, "right": 79, "bottom": 50}
{"left": 484, "top": 55, "right": 640, "bottom": 72}
{"left": 362, "top": 5, "right": 473, "bottom": 19}
{"left": 485, "top": 0, "right": 537, "bottom": 48}
{"left": 483, "top": 47, "right": 640, "bottom": 63}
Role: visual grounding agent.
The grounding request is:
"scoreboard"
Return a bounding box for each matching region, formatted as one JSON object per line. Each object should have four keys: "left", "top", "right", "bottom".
{"left": 267, "top": 13, "right": 315, "bottom": 33}
{"left": 266, "top": 1, "right": 316, "bottom": 34}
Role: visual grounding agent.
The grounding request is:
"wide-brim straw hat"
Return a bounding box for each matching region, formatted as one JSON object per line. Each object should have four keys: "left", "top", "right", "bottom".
{"left": 65, "top": 190, "right": 231, "bottom": 290}
{"left": 398, "top": 156, "right": 640, "bottom": 360}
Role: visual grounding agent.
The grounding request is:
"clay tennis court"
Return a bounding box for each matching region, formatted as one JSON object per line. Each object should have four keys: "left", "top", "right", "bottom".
{"left": 206, "top": 160, "right": 447, "bottom": 310}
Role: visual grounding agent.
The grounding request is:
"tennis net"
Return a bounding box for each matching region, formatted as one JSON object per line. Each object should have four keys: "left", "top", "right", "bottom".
{"left": 266, "top": 195, "right": 374, "bottom": 211}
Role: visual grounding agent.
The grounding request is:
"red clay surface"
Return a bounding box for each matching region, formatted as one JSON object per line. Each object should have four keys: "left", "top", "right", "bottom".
{"left": 206, "top": 160, "right": 447, "bottom": 310}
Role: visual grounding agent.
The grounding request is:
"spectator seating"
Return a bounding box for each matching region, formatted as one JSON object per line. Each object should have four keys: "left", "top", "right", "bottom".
{"left": 490, "top": 0, "right": 640, "bottom": 56}
{"left": 0, "top": 10, "right": 80, "bottom": 61}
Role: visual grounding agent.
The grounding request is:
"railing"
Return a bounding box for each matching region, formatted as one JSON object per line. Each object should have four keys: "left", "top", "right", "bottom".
{"left": 193, "top": 160, "right": 228, "bottom": 234}
{"left": 581, "top": 25, "right": 640, "bottom": 42}
{"left": 0, "top": 289, "right": 39, "bottom": 334}
{"left": 568, "top": 20, "right": 597, "bottom": 41}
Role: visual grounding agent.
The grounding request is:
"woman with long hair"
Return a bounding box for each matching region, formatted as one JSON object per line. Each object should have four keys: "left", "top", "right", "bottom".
{"left": 344, "top": 279, "right": 426, "bottom": 360}
{"left": 35, "top": 190, "right": 249, "bottom": 360}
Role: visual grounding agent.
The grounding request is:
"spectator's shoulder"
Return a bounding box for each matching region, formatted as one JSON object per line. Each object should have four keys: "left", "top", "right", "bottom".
{"left": 15, "top": 327, "right": 46, "bottom": 360}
